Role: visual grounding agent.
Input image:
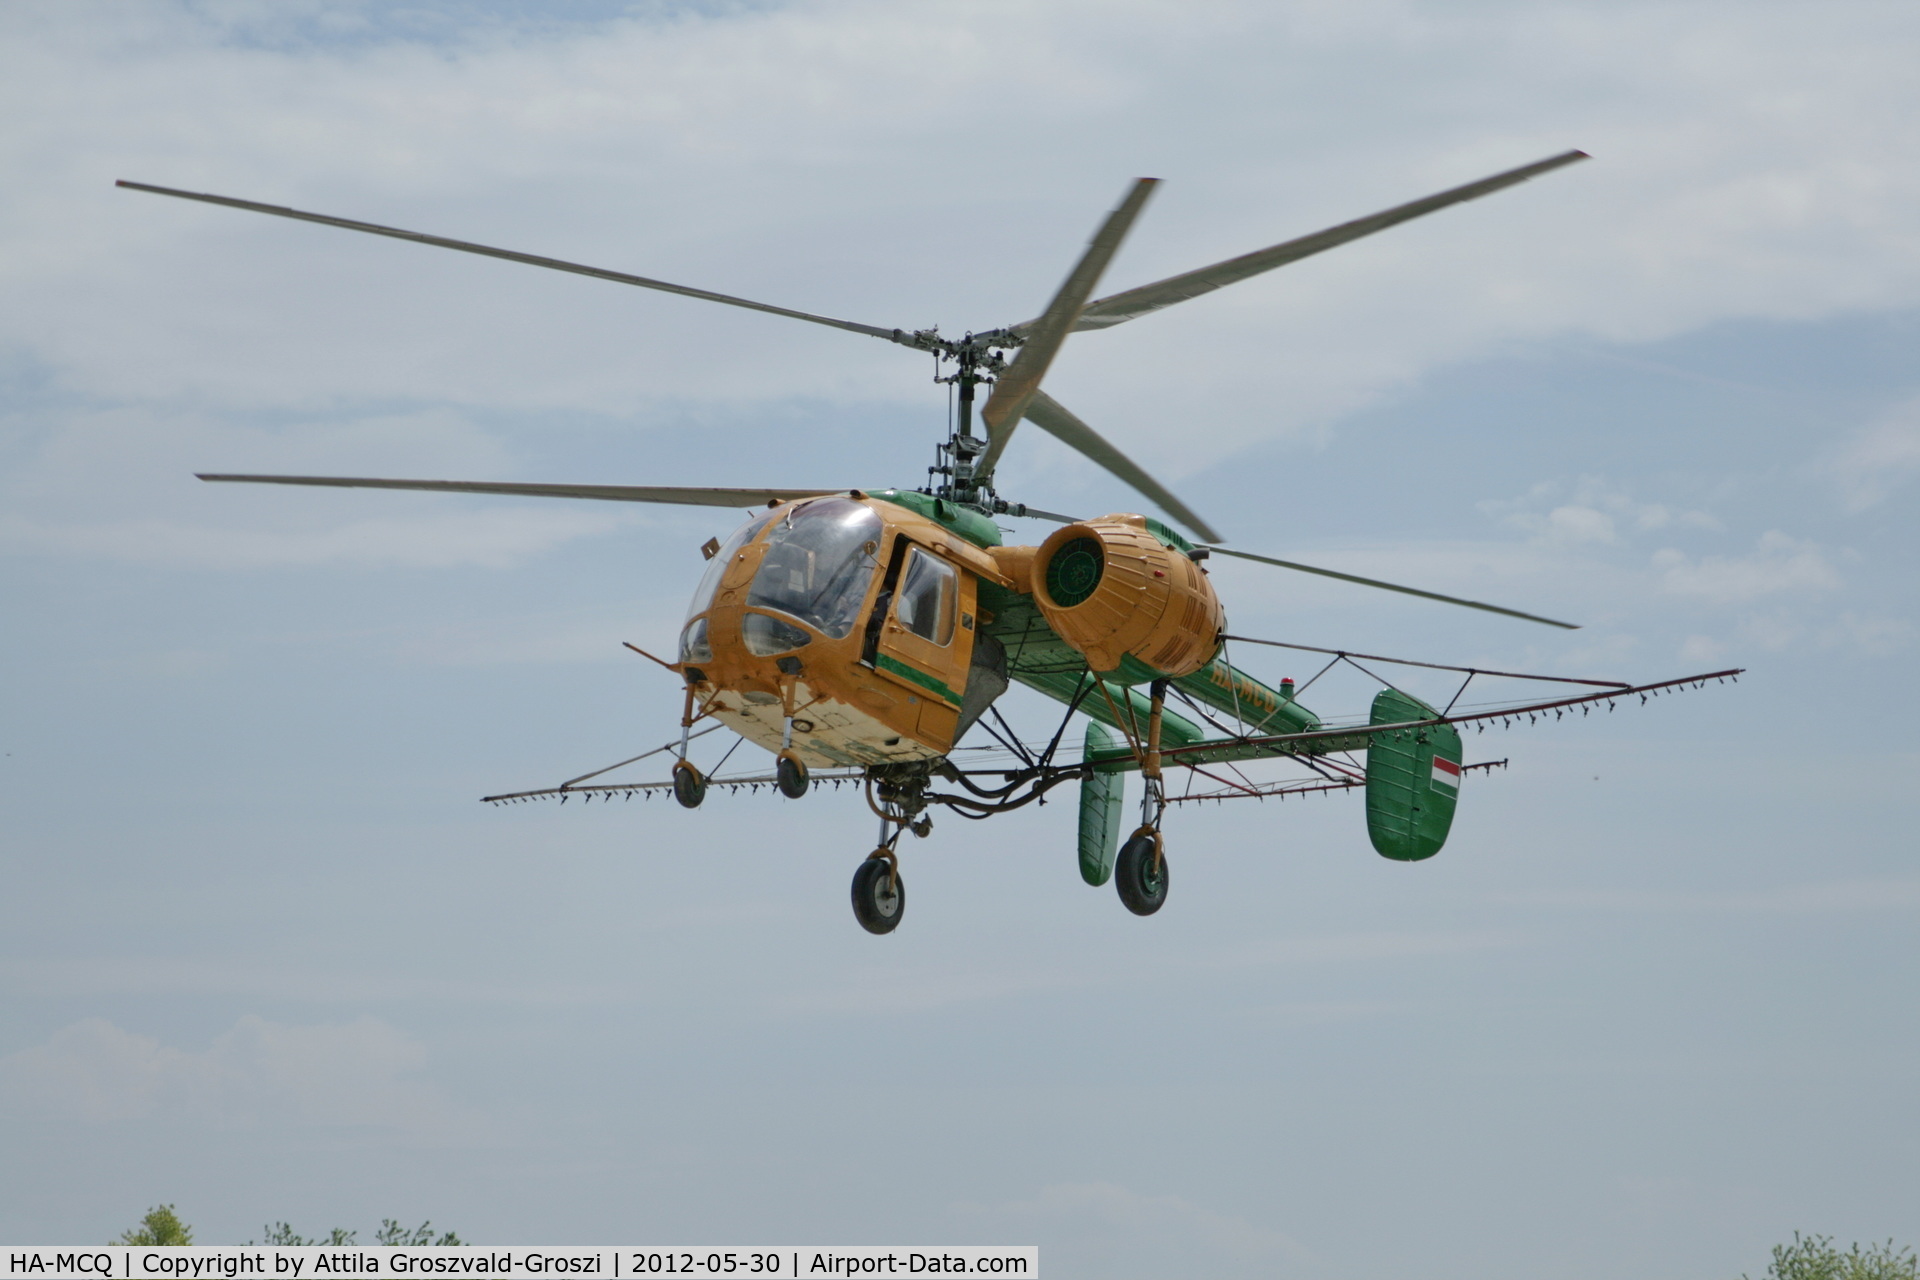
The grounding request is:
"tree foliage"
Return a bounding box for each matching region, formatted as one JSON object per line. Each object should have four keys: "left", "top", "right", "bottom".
{"left": 115, "top": 1206, "right": 193, "bottom": 1246}
{"left": 374, "top": 1221, "right": 463, "bottom": 1247}
{"left": 1747, "top": 1234, "right": 1919, "bottom": 1280}
{"left": 252, "top": 1220, "right": 462, "bottom": 1246}
{"left": 256, "top": 1224, "right": 359, "bottom": 1246}
{"left": 114, "top": 1208, "right": 462, "bottom": 1247}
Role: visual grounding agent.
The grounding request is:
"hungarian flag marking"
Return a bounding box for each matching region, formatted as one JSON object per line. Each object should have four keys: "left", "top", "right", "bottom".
{"left": 1430, "top": 756, "right": 1462, "bottom": 791}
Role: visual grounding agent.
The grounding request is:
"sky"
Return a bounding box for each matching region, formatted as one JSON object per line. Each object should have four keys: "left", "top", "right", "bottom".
{"left": 1, "top": 0, "right": 1917, "bottom": 1274}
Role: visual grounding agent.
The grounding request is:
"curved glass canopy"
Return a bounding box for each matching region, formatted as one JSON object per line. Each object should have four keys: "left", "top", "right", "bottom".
{"left": 746, "top": 499, "right": 883, "bottom": 639}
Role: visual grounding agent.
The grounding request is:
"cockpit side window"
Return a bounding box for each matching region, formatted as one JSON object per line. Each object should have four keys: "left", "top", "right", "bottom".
{"left": 745, "top": 498, "right": 884, "bottom": 639}
{"left": 686, "top": 510, "right": 777, "bottom": 621}
{"left": 894, "top": 547, "right": 957, "bottom": 646}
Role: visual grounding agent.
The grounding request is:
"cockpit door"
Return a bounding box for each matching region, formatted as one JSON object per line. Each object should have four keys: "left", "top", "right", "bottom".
{"left": 869, "top": 542, "right": 976, "bottom": 748}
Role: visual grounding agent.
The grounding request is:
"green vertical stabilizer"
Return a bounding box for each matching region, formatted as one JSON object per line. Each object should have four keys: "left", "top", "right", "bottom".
{"left": 1364, "top": 688, "right": 1462, "bottom": 862}
{"left": 1078, "top": 722, "right": 1126, "bottom": 885}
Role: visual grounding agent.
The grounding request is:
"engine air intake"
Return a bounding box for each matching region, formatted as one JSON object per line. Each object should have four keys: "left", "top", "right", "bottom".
{"left": 1044, "top": 536, "right": 1105, "bottom": 606}
{"left": 1032, "top": 515, "right": 1224, "bottom": 680}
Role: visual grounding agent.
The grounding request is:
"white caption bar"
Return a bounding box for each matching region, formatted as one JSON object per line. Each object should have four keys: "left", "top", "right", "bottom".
{"left": 5, "top": 1249, "right": 1036, "bottom": 1279}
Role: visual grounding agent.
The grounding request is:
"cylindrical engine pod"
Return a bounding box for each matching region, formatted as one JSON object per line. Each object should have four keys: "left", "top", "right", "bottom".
{"left": 1031, "top": 515, "right": 1224, "bottom": 679}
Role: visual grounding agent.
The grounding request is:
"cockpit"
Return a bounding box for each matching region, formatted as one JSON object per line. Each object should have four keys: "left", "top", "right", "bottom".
{"left": 744, "top": 499, "right": 883, "bottom": 649}
{"left": 674, "top": 492, "right": 987, "bottom": 766}
{"left": 679, "top": 497, "right": 887, "bottom": 663}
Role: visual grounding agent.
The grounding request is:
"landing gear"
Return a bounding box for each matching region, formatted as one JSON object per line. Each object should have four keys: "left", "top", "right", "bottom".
{"left": 1112, "top": 677, "right": 1171, "bottom": 917}
{"left": 848, "top": 763, "right": 934, "bottom": 934}
{"left": 851, "top": 854, "right": 905, "bottom": 934}
{"left": 1115, "top": 828, "right": 1168, "bottom": 916}
{"left": 671, "top": 759, "right": 706, "bottom": 809}
{"left": 776, "top": 753, "right": 810, "bottom": 799}
{"left": 672, "top": 682, "right": 705, "bottom": 808}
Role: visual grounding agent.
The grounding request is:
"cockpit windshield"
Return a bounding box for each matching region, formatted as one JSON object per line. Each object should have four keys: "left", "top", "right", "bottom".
{"left": 746, "top": 498, "right": 883, "bottom": 639}
{"left": 685, "top": 510, "right": 777, "bottom": 621}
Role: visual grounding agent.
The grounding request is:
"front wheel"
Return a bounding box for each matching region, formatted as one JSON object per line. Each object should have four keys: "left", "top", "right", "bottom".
{"left": 1115, "top": 831, "right": 1168, "bottom": 916}
{"left": 672, "top": 760, "right": 706, "bottom": 809}
{"left": 851, "top": 857, "right": 905, "bottom": 935}
{"left": 776, "top": 754, "right": 810, "bottom": 799}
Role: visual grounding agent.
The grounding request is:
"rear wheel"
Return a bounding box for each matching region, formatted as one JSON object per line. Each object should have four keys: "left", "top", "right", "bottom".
{"left": 851, "top": 857, "right": 905, "bottom": 934}
{"left": 1115, "top": 831, "right": 1168, "bottom": 916}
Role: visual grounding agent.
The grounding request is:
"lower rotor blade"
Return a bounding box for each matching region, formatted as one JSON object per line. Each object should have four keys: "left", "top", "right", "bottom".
{"left": 1204, "top": 544, "right": 1578, "bottom": 629}
{"left": 1022, "top": 392, "right": 1221, "bottom": 542}
{"left": 978, "top": 178, "right": 1159, "bottom": 479}
{"left": 197, "top": 475, "right": 835, "bottom": 507}
{"left": 1001, "top": 503, "right": 1080, "bottom": 524}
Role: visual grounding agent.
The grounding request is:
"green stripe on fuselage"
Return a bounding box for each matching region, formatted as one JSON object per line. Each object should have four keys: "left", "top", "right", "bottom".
{"left": 875, "top": 653, "right": 963, "bottom": 706}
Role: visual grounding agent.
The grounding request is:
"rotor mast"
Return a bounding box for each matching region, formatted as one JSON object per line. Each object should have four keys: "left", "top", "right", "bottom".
{"left": 924, "top": 329, "right": 1020, "bottom": 512}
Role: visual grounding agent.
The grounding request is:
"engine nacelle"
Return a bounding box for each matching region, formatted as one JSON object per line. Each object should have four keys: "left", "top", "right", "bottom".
{"left": 1031, "top": 515, "right": 1224, "bottom": 679}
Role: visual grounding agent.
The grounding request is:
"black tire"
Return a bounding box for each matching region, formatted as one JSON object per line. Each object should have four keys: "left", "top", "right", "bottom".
{"left": 1115, "top": 831, "right": 1168, "bottom": 916}
{"left": 850, "top": 858, "right": 905, "bottom": 934}
{"left": 776, "top": 754, "right": 810, "bottom": 799}
{"left": 672, "top": 762, "right": 706, "bottom": 809}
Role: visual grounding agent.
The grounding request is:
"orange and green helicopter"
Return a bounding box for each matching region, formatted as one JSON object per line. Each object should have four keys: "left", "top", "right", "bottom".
{"left": 120, "top": 150, "right": 1739, "bottom": 934}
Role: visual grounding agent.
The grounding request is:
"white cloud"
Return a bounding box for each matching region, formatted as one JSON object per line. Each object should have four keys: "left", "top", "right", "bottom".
{"left": 1834, "top": 394, "right": 1920, "bottom": 509}
{"left": 2, "top": 0, "right": 1920, "bottom": 467}
{"left": 1678, "top": 633, "right": 1725, "bottom": 663}
{"left": 0, "top": 1015, "right": 449, "bottom": 1130}
{"left": 1482, "top": 477, "right": 1721, "bottom": 547}
{"left": 0, "top": 507, "right": 632, "bottom": 569}
{"left": 1817, "top": 611, "right": 1914, "bottom": 656}
{"left": 3, "top": 0, "right": 1918, "bottom": 584}
{"left": 1651, "top": 531, "right": 1840, "bottom": 605}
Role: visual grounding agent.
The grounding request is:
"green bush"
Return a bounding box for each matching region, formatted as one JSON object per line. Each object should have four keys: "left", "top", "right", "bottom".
{"left": 114, "top": 1208, "right": 462, "bottom": 1247}
{"left": 114, "top": 1206, "right": 192, "bottom": 1246}
{"left": 254, "top": 1219, "right": 462, "bottom": 1246}
{"left": 1747, "top": 1234, "right": 1919, "bottom": 1280}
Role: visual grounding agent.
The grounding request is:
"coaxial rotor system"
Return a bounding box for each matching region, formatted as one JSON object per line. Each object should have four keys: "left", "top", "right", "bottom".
{"left": 116, "top": 148, "right": 1741, "bottom": 939}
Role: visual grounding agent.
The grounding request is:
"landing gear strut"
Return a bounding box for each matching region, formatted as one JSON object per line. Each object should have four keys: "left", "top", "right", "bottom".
{"left": 777, "top": 678, "right": 810, "bottom": 799}
{"left": 1114, "top": 678, "right": 1170, "bottom": 916}
{"left": 849, "top": 764, "right": 935, "bottom": 934}
{"left": 672, "top": 682, "right": 705, "bottom": 809}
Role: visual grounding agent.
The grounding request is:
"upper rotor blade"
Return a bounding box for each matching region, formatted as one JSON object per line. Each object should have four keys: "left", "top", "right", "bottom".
{"left": 1054, "top": 150, "right": 1589, "bottom": 333}
{"left": 1022, "top": 391, "right": 1221, "bottom": 542}
{"left": 1204, "top": 544, "right": 1579, "bottom": 629}
{"left": 119, "top": 181, "right": 912, "bottom": 346}
{"left": 197, "top": 474, "right": 835, "bottom": 507}
{"left": 978, "top": 178, "right": 1159, "bottom": 478}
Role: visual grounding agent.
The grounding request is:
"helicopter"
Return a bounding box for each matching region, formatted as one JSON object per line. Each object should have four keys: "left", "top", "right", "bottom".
{"left": 119, "top": 150, "right": 1739, "bottom": 934}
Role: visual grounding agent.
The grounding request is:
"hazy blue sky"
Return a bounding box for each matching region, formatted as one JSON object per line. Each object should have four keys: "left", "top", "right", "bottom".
{"left": 2, "top": 2, "right": 1916, "bottom": 1275}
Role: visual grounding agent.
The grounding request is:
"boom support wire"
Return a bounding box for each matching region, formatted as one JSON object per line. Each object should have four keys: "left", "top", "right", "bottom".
{"left": 484, "top": 668, "right": 1741, "bottom": 810}
{"left": 1220, "top": 635, "right": 1632, "bottom": 688}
